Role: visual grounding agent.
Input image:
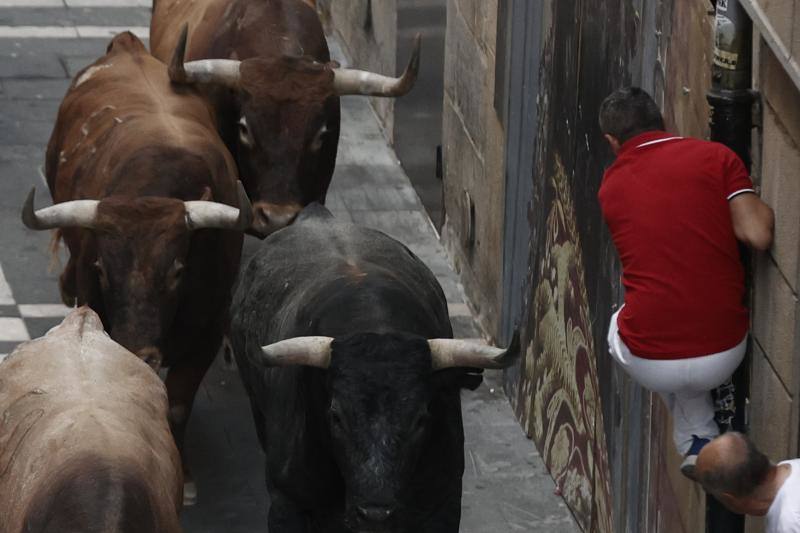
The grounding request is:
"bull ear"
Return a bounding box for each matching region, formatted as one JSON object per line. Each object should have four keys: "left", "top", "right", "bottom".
{"left": 199, "top": 186, "right": 212, "bottom": 202}
{"left": 331, "top": 33, "right": 421, "bottom": 97}
{"left": 21, "top": 187, "right": 100, "bottom": 230}
{"left": 428, "top": 330, "right": 521, "bottom": 370}
{"left": 169, "top": 23, "right": 241, "bottom": 88}
{"left": 259, "top": 337, "right": 334, "bottom": 368}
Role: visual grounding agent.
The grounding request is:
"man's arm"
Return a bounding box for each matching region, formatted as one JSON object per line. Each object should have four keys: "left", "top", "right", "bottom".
{"left": 729, "top": 193, "right": 775, "bottom": 251}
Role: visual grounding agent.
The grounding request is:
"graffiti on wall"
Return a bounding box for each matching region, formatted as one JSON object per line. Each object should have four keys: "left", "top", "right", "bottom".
{"left": 511, "top": 156, "right": 613, "bottom": 533}
{"left": 501, "top": 0, "right": 717, "bottom": 531}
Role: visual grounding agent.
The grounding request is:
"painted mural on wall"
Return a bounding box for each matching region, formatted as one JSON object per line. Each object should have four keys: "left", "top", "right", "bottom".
{"left": 510, "top": 156, "right": 613, "bottom": 533}
{"left": 503, "top": 1, "right": 714, "bottom": 531}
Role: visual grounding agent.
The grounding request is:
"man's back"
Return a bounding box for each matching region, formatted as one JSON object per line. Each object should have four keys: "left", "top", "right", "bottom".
{"left": 598, "top": 131, "right": 753, "bottom": 358}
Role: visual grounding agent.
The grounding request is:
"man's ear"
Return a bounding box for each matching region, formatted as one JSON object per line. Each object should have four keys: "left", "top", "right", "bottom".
{"left": 718, "top": 492, "right": 745, "bottom": 513}
{"left": 604, "top": 134, "right": 622, "bottom": 154}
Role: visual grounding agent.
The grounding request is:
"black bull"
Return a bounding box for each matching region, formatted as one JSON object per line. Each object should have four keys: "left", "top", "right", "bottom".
{"left": 231, "top": 205, "right": 519, "bottom": 532}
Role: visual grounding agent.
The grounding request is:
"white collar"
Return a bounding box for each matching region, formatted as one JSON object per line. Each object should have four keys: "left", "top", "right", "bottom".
{"left": 636, "top": 136, "right": 683, "bottom": 149}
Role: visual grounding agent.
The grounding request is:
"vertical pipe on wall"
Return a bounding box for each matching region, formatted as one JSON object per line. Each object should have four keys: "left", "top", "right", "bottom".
{"left": 706, "top": 1, "right": 755, "bottom": 532}
{"left": 708, "top": 0, "right": 755, "bottom": 165}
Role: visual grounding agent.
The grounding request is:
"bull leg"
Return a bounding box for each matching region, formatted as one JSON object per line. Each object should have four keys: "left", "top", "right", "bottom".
{"left": 164, "top": 347, "right": 216, "bottom": 507}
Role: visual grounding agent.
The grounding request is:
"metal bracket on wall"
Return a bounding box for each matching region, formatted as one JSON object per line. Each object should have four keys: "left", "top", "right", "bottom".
{"left": 462, "top": 190, "right": 475, "bottom": 250}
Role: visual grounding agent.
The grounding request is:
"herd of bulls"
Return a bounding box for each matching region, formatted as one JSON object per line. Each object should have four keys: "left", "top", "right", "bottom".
{"left": 0, "top": 1, "right": 519, "bottom": 532}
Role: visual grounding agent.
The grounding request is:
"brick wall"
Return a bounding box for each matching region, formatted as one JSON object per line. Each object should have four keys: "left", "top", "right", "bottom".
{"left": 440, "top": 0, "right": 505, "bottom": 338}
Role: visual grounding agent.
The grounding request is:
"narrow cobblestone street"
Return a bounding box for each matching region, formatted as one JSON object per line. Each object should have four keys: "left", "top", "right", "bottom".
{"left": 0, "top": 1, "right": 577, "bottom": 531}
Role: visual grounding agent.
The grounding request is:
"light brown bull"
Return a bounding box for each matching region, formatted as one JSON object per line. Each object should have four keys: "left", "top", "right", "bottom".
{"left": 0, "top": 308, "right": 182, "bottom": 533}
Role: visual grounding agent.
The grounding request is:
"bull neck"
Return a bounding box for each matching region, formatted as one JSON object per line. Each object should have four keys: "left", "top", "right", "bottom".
{"left": 618, "top": 130, "right": 680, "bottom": 156}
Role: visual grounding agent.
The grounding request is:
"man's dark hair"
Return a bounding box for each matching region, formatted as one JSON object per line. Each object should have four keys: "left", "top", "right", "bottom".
{"left": 699, "top": 432, "right": 772, "bottom": 497}
{"left": 598, "top": 87, "right": 665, "bottom": 144}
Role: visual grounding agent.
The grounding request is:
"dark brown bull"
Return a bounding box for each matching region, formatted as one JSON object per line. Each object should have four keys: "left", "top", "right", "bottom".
{"left": 21, "top": 32, "right": 249, "bottom": 504}
{"left": 150, "top": 0, "right": 420, "bottom": 236}
{"left": 0, "top": 308, "right": 183, "bottom": 533}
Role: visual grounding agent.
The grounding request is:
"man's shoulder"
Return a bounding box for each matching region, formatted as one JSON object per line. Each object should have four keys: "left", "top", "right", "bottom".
{"left": 677, "top": 137, "right": 737, "bottom": 158}
{"left": 769, "top": 460, "right": 800, "bottom": 532}
{"left": 599, "top": 162, "right": 632, "bottom": 198}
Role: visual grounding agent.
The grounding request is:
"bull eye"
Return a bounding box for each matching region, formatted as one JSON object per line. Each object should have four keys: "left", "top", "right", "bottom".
{"left": 310, "top": 125, "right": 327, "bottom": 152}
{"left": 238, "top": 116, "right": 253, "bottom": 147}
{"left": 414, "top": 412, "right": 430, "bottom": 433}
{"left": 329, "top": 408, "right": 344, "bottom": 430}
{"left": 93, "top": 260, "right": 108, "bottom": 286}
{"left": 169, "top": 261, "right": 186, "bottom": 286}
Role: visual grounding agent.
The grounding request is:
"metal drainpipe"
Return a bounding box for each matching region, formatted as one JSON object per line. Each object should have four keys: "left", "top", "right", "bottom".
{"left": 706, "top": 1, "right": 756, "bottom": 532}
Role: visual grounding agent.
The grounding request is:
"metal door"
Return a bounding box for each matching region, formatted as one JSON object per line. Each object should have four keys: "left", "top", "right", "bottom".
{"left": 500, "top": 0, "right": 543, "bottom": 345}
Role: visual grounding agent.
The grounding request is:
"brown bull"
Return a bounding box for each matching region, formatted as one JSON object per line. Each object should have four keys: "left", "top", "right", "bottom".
{"left": 21, "top": 31, "right": 249, "bottom": 504}
{"left": 0, "top": 308, "right": 182, "bottom": 533}
{"left": 150, "top": 0, "right": 420, "bottom": 236}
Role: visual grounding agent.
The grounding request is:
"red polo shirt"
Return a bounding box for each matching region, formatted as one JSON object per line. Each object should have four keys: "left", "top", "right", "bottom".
{"left": 598, "top": 131, "right": 753, "bottom": 359}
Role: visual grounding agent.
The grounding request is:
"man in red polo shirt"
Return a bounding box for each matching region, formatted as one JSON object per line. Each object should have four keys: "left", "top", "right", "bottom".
{"left": 598, "top": 87, "right": 774, "bottom": 479}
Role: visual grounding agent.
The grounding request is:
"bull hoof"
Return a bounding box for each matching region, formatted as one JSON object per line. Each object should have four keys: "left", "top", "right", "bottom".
{"left": 183, "top": 480, "right": 198, "bottom": 506}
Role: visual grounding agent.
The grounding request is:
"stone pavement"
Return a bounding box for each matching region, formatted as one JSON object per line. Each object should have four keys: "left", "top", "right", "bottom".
{"left": 0, "top": 2, "right": 578, "bottom": 531}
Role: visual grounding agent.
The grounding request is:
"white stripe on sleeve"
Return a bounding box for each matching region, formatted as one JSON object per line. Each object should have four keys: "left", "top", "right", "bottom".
{"left": 727, "top": 188, "right": 756, "bottom": 200}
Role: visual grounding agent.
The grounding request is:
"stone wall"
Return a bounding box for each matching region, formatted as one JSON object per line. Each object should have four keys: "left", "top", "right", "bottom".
{"left": 317, "top": 0, "right": 398, "bottom": 140}
{"left": 747, "top": 27, "right": 800, "bottom": 533}
{"left": 440, "top": 0, "right": 505, "bottom": 337}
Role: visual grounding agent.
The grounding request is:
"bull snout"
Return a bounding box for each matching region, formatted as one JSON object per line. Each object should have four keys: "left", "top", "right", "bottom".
{"left": 136, "top": 346, "right": 163, "bottom": 372}
{"left": 357, "top": 505, "right": 395, "bottom": 523}
{"left": 249, "top": 202, "right": 301, "bottom": 238}
{"left": 347, "top": 501, "right": 398, "bottom": 532}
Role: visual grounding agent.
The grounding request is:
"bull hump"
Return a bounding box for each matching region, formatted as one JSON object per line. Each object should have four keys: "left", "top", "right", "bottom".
{"left": 0, "top": 308, "right": 164, "bottom": 405}
{"left": 0, "top": 309, "right": 180, "bottom": 532}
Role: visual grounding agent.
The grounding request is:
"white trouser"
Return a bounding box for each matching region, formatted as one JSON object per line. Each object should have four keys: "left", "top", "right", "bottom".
{"left": 607, "top": 308, "right": 747, "bottom": 455}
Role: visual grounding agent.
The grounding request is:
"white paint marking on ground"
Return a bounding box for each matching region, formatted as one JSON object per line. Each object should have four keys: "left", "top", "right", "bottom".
{"left": 0, "top": 318, "right": 30, "bottom": 342}
{"left": 0, "top": 26, "right": 149, "bottom": 39}
{"left": 37, "top": 165, "right": 48, "bottom": 188}
{"left": 67, "top": 0, "right": 151, "bottom": 6}
{"left": 0, "top": 0, "right": 62, "bottom": 6}
{"left": 0, "top": 26, "right": 77, "bottom": 38}
{"left": 0, "top": 263, "right": 14, "bottom": 305}
{"left": 0, "top": 0, "right": 150, "bottom": 6}
{"left": 448, "top": 302, "right": 471, "bottom": 318}
{"left": 18, "top": 304, "right": 73, "bottom": 318}
{"left": 76, "top": 26, "right": 148, "bottom": 39}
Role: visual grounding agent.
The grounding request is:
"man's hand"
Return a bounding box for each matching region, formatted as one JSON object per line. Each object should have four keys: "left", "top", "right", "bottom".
{"left": 729, "top": 193, "right": 775, "bottom": 251}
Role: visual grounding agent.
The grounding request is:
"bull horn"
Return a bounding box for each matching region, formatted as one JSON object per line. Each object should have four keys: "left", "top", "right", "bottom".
{"left": 428, "top": 330, "right": 521, "bottom": 370}
{"left": 332, "top": 33, "right": 421, "bottom": 97}
{"left": 169, "top": 23, "right": 241, "bottom": 88}
{"left": 184, "top": 181, "right": 253, "bottom": 231}
{"left": 259, "top": 336, "right": 334, "bottom": 368}
{"left": 21, "top": 187, "right": 99, "bottom": 230}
